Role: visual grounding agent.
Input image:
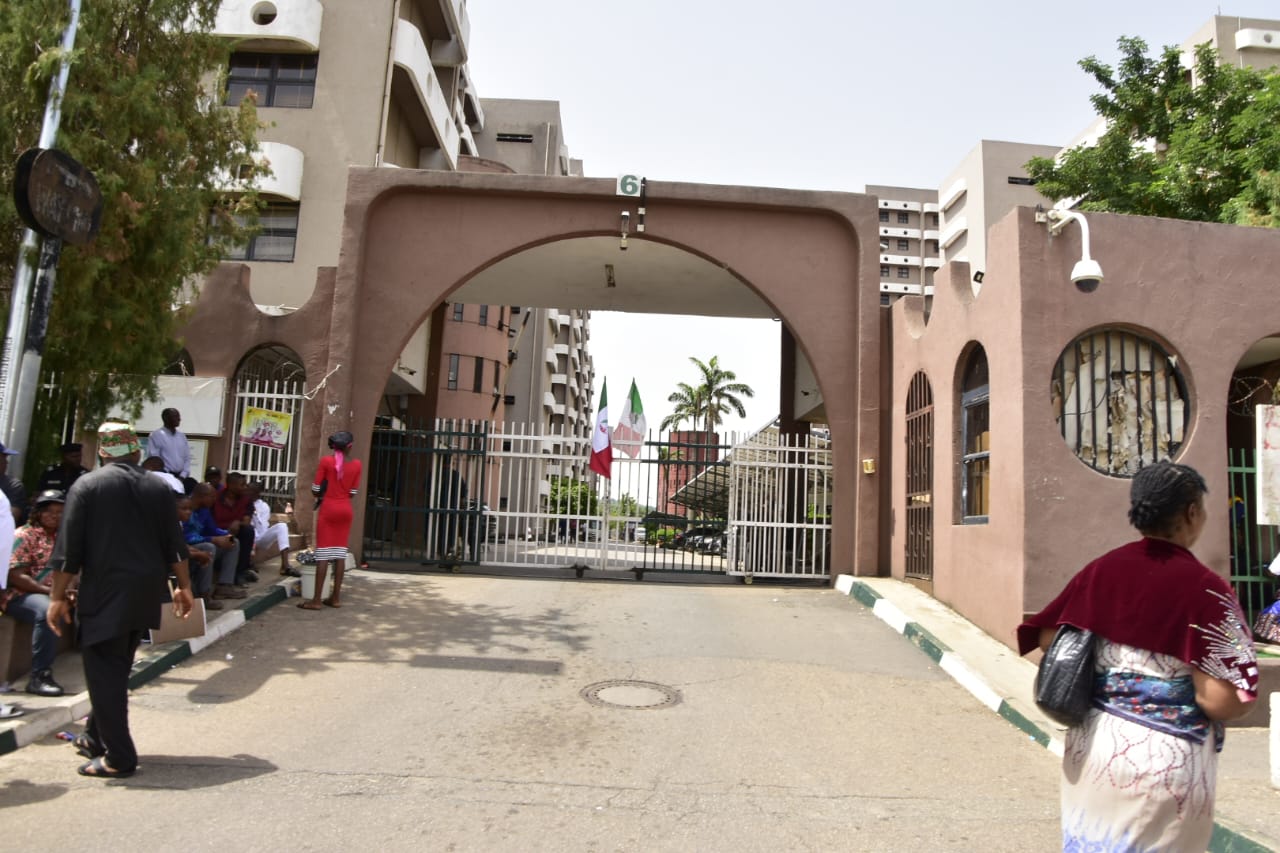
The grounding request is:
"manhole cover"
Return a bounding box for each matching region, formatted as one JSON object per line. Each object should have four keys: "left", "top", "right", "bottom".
{"left": 580, "top": 680, "right": 682, "bottom": 710}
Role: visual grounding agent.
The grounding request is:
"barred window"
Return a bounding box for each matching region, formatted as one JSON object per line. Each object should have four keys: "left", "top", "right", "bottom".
{"left": 959, "top": 345, "right": 989, "bottom": 522}
{"left": 1052, "top": 328, "right": 1188, "bottom": 476}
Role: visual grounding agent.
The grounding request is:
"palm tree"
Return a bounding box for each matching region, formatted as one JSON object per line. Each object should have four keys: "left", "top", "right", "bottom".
{"left": 660, "top": 382, "right": 705, "bottom": 431}
{"left": 690, "top": 355, "right": 754, "bottom": 432}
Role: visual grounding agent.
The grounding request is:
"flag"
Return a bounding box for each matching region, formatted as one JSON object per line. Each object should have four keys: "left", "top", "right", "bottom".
{"left": 589, "top": 380, "right": 613, "bottom": 478}
{"left": 612, "top": 379, "right": 647, "bottom": 457}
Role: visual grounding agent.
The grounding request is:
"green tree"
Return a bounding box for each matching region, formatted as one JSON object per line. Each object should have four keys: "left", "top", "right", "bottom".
{"left": 659, "top": 382, "right": 704, "bottom": 431}
{"left": 0, "top": 0, "right": 260, "bottom": 473}
{"left": 548, "top": 476, "right": 599, "bottom": 518}
{"left": 1026, "top": 37, "right": 1280, "bottom": 226}
{"left": 690, "top": 355, "right": 754, "bottom": 432}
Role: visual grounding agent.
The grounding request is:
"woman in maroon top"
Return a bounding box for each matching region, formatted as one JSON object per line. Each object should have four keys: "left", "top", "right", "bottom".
{"left": 300, "top": 431, "right": 361, "bottom": 610}
{"left": 1018, "top": 462, "right": 1258, "bottom": 851}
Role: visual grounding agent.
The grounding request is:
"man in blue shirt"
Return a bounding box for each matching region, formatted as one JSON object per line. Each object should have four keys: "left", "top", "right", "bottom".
{"left": 185, "top": 484, "right": 243, "bottom": 601}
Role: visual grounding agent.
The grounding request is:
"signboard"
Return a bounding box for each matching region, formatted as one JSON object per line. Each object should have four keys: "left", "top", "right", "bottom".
{"left": 616, "top": 174, "right": 643, "bottom": 197}
{"left": 108, "top": 376, "right": 227, "bottom": 437}
{"left": 13, "top": 148, "right": 103, "bottom": 245}
{"left": 238, "top": 406, "right": 293, "bottom": 451}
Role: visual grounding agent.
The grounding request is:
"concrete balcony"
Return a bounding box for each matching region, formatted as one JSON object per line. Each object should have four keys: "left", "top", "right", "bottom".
{"left": 392, "top": 20, "right": 459, "bottom": 169}
{"left": 552, "top": 403, "right": 566, "bottom": 416}
{"left": 923, "top": 202, "right": 940, "bottom": 214}
{"left": 880, "top": 255, "right": 921, "bottom": 268}
{"left": 455, "top": 101, "right": 477, "bottom": 156}
{"left": 940, "top": 179, "right": 967, "bottom": 212}
{"left": 940, "top": 217, "right": 968, "bottom": 249}
{"left": 1236, "top": 28, "right": 1280, "bottom": 52}
{"left": 254, "top": 141, "right": 304, "bottom": 200}
{"left": 430, "top": 0, "right": 471, "bottom": 66}
{"left": 544, "top": 347, "right": 557, "bottom": 367}
{"left": 922, "top": 229, "right": 940, "bottom": 241}
{"left": 923, "top": 258, "right": 943, "bottom": 269}
{"left": 542, "top": 392, "right": 556, "bottom": 411}
{"left": 879, "top": 199, "right": 922, "bottom": 212}
{"left": 554, "top": 343, "right": 570, "bottom": 357}
{"left": 551, "top": 373, "right": 568, "bottom": 386}
{"left": 879, "top": 226, "right": 921, "bottom": 240}
{"left": 213, "top": 0, "right": 323, "bottom": 50}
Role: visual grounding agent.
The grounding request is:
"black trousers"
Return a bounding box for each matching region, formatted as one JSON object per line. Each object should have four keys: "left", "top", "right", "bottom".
{"left": 82, "top": 630, "right": 144, "bottom": 772}
{"left": 234, "top": 525, "right": 254, "bottom": 576}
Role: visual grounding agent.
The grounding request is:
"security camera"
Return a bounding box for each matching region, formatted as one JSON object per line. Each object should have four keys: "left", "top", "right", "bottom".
{"left": 1070, "top": 258, "right": 1103, "bottom": 293}
{"left": 1046, "top": 209, "right": 1104, "bottom": 294}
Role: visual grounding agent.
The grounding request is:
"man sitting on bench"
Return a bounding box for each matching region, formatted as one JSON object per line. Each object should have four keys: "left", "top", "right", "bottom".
{"left": 2, "top": 489, "right": 69, "bottom": 696}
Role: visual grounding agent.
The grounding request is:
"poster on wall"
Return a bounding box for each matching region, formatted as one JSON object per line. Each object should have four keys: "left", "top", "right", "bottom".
{"left": 239, "top": 406, "right": 293, "bottom": 451}
{"left": 1256, "top": 405, "right": 1280, "bottom": 525}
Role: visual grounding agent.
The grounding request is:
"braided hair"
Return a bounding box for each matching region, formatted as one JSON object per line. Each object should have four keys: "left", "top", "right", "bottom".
{"left": 1127, "top": 461, "right": 1208, "bottom": 536}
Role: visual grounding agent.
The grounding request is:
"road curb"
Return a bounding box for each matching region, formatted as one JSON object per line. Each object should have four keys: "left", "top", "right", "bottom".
{"left": 0, "top": 579, "right": 294, "bottom": 758}
{"left": 835, "top": 575, "right": 1275, "bottom": 853}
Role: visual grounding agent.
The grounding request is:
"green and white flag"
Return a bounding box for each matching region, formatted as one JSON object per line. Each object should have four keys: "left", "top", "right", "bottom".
{"left": 612, "top": 379, "right": 647, "bottom": 457}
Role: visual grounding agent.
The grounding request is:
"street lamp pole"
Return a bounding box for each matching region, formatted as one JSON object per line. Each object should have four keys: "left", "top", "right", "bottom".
{"left": 0, "top": 0, "right": 84, "bottom": 446}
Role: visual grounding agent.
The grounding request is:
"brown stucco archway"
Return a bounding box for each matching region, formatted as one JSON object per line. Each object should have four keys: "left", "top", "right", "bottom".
{"left": 190, "top": 169, "right": 884, "bottom": 579}
{"left": 331, "top": 169, "right": 882, "bottom": 577}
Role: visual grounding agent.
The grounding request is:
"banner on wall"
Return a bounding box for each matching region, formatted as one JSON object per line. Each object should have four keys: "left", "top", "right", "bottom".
{"left": 1256, "top": 405, "right": 1280, "bottom": 525}
{"left": 239, "top": 406, "right": 293, "bottom": 451}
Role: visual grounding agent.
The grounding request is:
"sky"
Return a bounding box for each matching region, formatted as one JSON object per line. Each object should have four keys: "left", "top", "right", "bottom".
{"left": 466, "top": 1, "right": 1280, "bottom": 439}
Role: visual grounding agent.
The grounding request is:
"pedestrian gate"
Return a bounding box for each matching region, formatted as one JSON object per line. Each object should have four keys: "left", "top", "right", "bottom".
{"left": 363, "top": 419, "right": 833, "bottom": 581}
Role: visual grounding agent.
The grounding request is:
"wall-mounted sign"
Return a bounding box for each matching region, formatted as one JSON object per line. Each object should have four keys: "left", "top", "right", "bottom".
{"left": 616, "top": 174, "right": 644, "bottom": 197}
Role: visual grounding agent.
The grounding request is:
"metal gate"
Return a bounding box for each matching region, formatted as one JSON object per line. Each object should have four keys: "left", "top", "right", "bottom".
{"left": 362, "top": 419, "right": 832, "bottom": 581}
{"left": 228, "top": 376, "right": 307, "bottom": 506}
{"left": 905, "top": 371, "right": 934, "bottom": 583}
{"left": 1227, "top": 446, "right": 1279, "bottom": 625}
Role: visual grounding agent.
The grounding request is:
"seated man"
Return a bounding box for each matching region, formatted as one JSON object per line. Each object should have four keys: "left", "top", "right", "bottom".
{"left": 187, "top": 484, "right": 244, "bottom": 601}
{"left": 2, "top": 490, "right": 68, "bottom": 695}
{"left": 212, "top": 472, "right": 257, "bottom": 585}
{"left": 143, "top": 455, "right": 186, "bottom": 495}
{"left": 36, "top": 442, "right": 89, "bottom": 494}
{"left": 247, "top": 481, "right": 299, "bottom": 577}
{"left": 176, "top": 494, "right": 221, "bottom": 611}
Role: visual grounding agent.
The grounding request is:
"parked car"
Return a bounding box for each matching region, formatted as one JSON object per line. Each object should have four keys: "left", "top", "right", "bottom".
{"left": 674, "top": 525, "right": 724, "bottom": 551}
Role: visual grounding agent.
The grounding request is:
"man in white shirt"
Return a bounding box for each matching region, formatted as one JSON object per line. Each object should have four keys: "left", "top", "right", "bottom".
{"left": 142, "top": 456, "right": 185, "bottom": 494}
{"left": 247, "top": 482, "right": 298, "bottom": 577}
{"left": 146, "top": 408, "right": 192, "bottom": 491}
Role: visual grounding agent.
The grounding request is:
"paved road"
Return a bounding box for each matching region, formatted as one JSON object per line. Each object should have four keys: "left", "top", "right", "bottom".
{"left": 0, "top": 572, "right": 1060, "bottom": 851}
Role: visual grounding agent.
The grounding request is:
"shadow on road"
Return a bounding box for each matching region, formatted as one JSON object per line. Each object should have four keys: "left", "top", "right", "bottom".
{"left": 0, "top": 778, "right": 68, "bottom": 808}
{"left": 119, "top": 753, "right": 278, "bottom": 789}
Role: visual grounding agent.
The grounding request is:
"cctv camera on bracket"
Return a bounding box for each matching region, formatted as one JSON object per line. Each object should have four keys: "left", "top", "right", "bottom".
{"left": 1045, "top": 209, "right": 1104, "bottom": 293}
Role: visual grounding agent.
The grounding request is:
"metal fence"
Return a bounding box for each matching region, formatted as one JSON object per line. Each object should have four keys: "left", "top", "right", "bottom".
{"left": 228, "top": 377, "right": 307, "bottom": 508}
{"left": 361, "top": 419, "right": 833, "bottom": 581}
{"left": 904, "top": 371, "right": 933, "bottom": 582}
{"left": 1227, "top": 446, "right": 1279, "bottom": 626}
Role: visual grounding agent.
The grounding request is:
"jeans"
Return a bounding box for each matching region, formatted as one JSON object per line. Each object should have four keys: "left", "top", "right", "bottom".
{"left": 187, "top": 543, "right": 216, "bottom": 597}
{"left": 5, "top": 592, "right": 56, "bottom": 673}
{"left": 198, "top": 541, "right": 240, "bottom": 586}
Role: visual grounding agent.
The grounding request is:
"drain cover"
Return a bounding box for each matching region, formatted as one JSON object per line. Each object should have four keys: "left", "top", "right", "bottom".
{"left": 580, "top": 680, "right": 682, "bottom": 710}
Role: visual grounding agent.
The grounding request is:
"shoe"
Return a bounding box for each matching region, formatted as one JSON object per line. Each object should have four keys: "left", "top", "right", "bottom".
{"left": 281, "top": 567, "right": 302, "bottom": 577}
{"left": 203, "top": 598, "right": 225, "bottom": 610}
{"left": 242, "top": 569, "right": 259, "bottom": 583}
{"left": 213, "top": 585, "right": 248, "bottom": 600}
{"left": 26, "top": 670, "right": 65, "bottom": 697}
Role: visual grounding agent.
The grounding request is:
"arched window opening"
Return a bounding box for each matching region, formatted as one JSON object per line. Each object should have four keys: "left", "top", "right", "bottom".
{"left": 959, "top": 345, "right": 989, "bottom": 523}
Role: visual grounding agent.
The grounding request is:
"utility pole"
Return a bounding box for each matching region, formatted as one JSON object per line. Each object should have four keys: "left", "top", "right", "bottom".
{"left": 0, "top": 0, "right": 84, "bottom": 447}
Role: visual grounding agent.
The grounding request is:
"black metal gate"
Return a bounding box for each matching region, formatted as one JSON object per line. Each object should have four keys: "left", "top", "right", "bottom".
{"left": 363, "top": 420, "right": 487, "bottom": 566}
{"left": 1227, "top": 446, "right": 1278, "bottom": 625}
{"left": 905, "top": 371, "right": 934, "bottom": 583}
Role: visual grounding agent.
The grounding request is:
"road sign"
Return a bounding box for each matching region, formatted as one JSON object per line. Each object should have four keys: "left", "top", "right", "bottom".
{"left": 13, "top": 147, "right": 102, "bottom": 246}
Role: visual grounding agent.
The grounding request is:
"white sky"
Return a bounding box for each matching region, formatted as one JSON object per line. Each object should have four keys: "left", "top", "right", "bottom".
{"left": 467, "top": 1, "right": 1279, "bottom": 438}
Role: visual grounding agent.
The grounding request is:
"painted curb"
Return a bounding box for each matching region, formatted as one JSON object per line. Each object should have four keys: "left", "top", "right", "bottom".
{"left": 0, "top": 579, "right": 295, "bottom": 758}
{"left": 837, "top": 575, "right": 1276, "bottom": 853}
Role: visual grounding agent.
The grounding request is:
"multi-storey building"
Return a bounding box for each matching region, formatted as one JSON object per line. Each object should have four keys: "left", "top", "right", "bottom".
{"left": 197, "top": 3, "right": 593, "bottom": 511}
{"left": 866, "top": 184, "right": 943, "bottom": 302}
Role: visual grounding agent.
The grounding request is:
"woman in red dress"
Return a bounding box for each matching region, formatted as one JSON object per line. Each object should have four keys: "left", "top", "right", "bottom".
{"left": 300, "top": 431, "right": 361, "bottom": 610}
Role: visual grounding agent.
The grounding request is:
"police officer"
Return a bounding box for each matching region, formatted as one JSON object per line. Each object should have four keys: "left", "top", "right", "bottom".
{"left": 36, "top": 443, "right": 89, "bottom": 494}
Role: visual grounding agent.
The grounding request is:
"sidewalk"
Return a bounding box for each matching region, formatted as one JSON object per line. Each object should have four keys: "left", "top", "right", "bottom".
{"left": 0, "top": 573, "right": 296, "bottom": 757}
{"left": 837, "top": 575, "right": 1279, "bottom": 853}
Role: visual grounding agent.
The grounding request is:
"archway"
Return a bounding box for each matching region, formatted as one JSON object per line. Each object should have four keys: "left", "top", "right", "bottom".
{"left": 228, "top": 344, "right": 309, "bottom": 509}
{"left": 312, "top": 169, "right": 880, "bottom": 580}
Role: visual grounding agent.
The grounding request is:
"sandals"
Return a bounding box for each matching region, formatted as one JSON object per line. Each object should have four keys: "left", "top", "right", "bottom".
{"left": 322, "top": 597, "right": 341, "bottom": 608}
{"left": 78, "top": 755, "right": 134, "bottom": 778}
{"left": 297, "top": 601, "right": 323, "bottom": 610}
{"left": 73, "top": 734, "right": 104, "bottom": 760}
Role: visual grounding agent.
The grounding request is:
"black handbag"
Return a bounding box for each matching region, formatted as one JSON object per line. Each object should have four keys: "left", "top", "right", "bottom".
{"left": 1033, "top": 624, "right": 1097, "bottom": 727}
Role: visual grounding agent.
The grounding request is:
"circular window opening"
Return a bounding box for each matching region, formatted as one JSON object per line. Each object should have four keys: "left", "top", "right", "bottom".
{"left": 251, "top": 2, "right": 278, "bottom": 25}
{"left": 1051, "top": 328, "right": 1190, "bottom": 477}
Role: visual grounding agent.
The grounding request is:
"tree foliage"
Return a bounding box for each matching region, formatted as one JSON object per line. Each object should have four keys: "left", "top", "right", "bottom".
{"left": 548, "top": 476, "right": 599, "bottom": 517}
{"left": 660, "top": 356, "right": 754, "bottom": 433}
{"left": 0, "top": 0, "right": 260, "bottom": 474}
{"left": 1026, "top": 37, "right": 1280, "bottom": 226}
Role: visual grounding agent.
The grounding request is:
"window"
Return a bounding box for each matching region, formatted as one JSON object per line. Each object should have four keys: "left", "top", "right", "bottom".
{"left": 222, "top": 203, "right": 299, "bottom": 262}
{"left": 897, "top": 267, "right": 909, "bottom": 279}
{"left": 928, "top": 240, "right": 939, "bottom": 253}
{"left": 479, "top": 305, "right": 489, "bottom": 326}
{"left": 493, "top": 360, "right": 502, "bottom": 393}
{"left": 878, "top": 210, "right": 890, "bottom": 223}
{"left": 928, "top": 213, "right": 939, "bottom": 227}
{"left": 897, "top": 212, "right": 910, "bottom": 224}
{"left": 1051, "top": 328, "right": 1188, "bottom": 476}
{"left": 473, "top": 357, "right": 484, "bottom": 393}
{"left": 452, "top": 304, "right": 464, "bottom": 322}
{"left": 896, "top": 239, "right": 910, "bottom": 251}
{"left": 959, "top": 345, "right": 990, "bottom": 522}
{"left": 496, "top": 132, "right": 534, "bottom": 143}
{"left": 226, "top": 53, "right": 318, "bottom": 108}
{"left": 880, "top": 265, "right": 890, "bottom": 278}
{"left": 447, "top": 354, "right": 459, "bottom": 390}
{"left": 498, "top": 307, "right": 506, "bottom": 331}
